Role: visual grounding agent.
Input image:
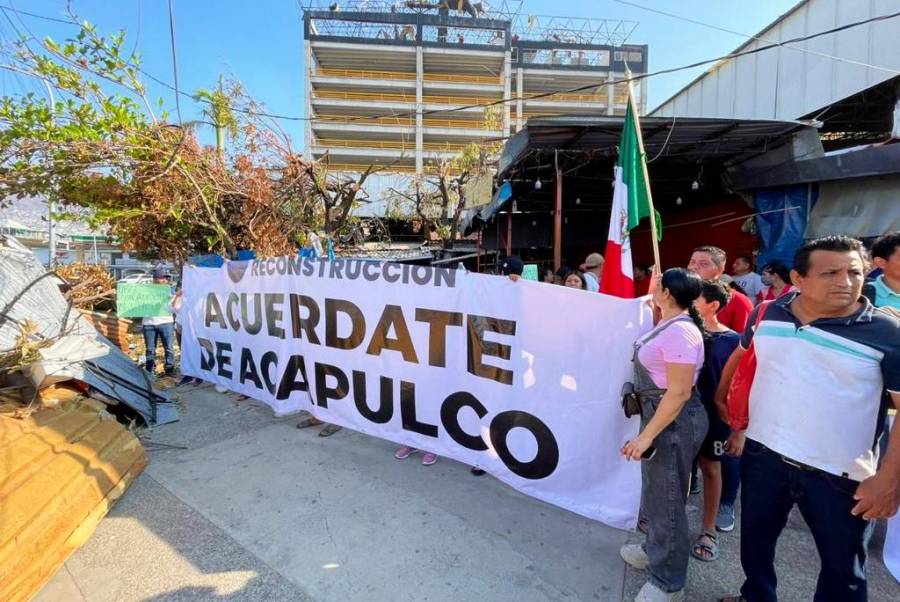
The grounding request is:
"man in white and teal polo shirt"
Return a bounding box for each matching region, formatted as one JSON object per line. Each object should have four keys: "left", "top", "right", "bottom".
{"left": 720, "top": 236, "right": 900, "bottom": 602}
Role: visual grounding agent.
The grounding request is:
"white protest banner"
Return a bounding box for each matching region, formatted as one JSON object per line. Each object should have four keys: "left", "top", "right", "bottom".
{"left": 180, "top": 257, "right": 651, "bottom": 529}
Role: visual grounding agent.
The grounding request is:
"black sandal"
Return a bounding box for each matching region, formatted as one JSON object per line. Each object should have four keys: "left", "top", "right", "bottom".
{"left": 318, "top": 423, "right": 342, "bottom": 437}
{"left": 691, "top": 530, "right": 719, "bottom": 562}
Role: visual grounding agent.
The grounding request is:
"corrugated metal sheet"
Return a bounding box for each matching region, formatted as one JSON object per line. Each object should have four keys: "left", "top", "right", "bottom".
{"left": 0, "top": 236, "right": 177, "bottom": 425}
{"left": 79, "top": 310, "right": 133, "bottom": 353}
{"left": 651, "top": 0, "right": 900, "bottom": 120}
{"left": 0, "top": 398, "right": 147, "bottom": 601}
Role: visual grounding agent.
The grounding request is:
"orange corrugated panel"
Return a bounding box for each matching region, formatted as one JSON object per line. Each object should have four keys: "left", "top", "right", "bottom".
{"left": 0, "top": 400, "right": 147, "bottom": 601}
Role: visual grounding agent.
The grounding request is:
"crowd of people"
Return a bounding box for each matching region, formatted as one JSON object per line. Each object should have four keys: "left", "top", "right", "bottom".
{"left": 619, "top": 233, "right": 900, "bottom": 602}
{"left": 139, "top": 231, "right": 900, "bottom": 602}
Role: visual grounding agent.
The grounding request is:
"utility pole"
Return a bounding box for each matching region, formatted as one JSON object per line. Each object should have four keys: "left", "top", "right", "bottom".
{"left": 42, "top": 79, "right": 57, "bottom": 267}
{"left": 48, "top": 199, "right": 56, "bottom": 267}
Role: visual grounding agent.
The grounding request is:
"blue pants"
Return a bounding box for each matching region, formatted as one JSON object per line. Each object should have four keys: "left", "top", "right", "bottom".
{"left": 720, "top": 453, "right": 741, "bottom": 506}
{"left": 143, "top": 323, "right": 175, "bottom": 374}
{"left": 739, "top": 439, "right": 873, "bottom": 602}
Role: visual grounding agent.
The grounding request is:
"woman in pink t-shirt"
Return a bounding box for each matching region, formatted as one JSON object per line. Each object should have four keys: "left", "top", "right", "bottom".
{"left": 620, "top": 268, "right": 709, "bottom": 601}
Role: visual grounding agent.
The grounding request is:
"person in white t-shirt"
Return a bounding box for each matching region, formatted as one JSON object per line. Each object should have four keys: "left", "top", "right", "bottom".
{"left": 730, "top": 255, "right": 764, "bottom": 304}
{"left": 142, "top": 269, "right": 176, "bottom": 376}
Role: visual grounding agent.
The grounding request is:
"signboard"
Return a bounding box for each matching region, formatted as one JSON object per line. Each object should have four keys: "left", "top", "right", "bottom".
{"left": 179, "top": 257, "right": 651, "bottom": 529}
{"left": 117, "top": 283, "right": 172, "bottom": 318}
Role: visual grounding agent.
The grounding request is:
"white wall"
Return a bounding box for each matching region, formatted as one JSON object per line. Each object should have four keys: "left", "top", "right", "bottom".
{"left": 652, "top": 0, "right": 900, "bottom": 120}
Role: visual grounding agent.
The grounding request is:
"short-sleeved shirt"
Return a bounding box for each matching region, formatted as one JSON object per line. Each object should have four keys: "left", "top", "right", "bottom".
{"left": 718, "top": 290, "right": 753, "bottom": 333}
{"left": 636, "top": 316, "right": 705, "bottom": 389}
{"left": 873, "top": 275, "right": 900, "bottom": 309}
{"left": 584, "top": 271, "right": 600, "bottom": 293}
{"left": 732, "top": 272, "right": 764, "bottom": 304}
{"left": 698, "top": 329, "right": 741, "bottom": 412}
{"left": 741, "top": 292, "right": 900, "bottom": 481}
{"left": 757, "top": 284, "right": 795, "bottom": 304}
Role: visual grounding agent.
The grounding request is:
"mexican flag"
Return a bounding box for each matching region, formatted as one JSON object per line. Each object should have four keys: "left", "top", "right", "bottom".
{"left": 600, "top": 98, "right": 659, "bottom": 298}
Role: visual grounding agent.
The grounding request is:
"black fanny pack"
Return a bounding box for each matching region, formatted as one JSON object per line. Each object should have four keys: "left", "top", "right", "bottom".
{"left": 621, "top": 382, "right": 642, "bottom": 418}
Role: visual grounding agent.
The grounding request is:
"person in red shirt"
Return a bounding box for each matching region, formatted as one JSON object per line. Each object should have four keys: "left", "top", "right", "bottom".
{"left": 634, "top": 264, "right": 652, "bottom": 296}
{"left": 756, "top": 261, "right": 795, "bottom": 303}
{"left": 688, "top": 246, "right": 754, "bottom": 332}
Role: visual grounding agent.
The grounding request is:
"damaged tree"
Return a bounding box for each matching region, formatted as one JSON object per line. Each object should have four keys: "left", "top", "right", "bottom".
{"left": 0, "top": 16, "right": 374, "bottom": 263}
{"left": 387, "top": 108, "right": 501, "bottom": 243}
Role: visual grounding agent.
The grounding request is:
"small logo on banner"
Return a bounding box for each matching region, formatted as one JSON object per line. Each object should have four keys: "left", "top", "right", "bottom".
{"left": 226, "top": 260, "right": 250, "bottom": 283}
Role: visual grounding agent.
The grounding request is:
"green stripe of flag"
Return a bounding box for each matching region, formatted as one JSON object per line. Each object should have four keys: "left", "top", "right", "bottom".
{"left": 619, "top": 102, "right": 662, "bottom": 240}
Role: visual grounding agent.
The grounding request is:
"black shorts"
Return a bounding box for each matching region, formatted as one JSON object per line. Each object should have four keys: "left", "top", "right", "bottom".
{"left": 699, "top": 411, "right": 730, "bottom": 461}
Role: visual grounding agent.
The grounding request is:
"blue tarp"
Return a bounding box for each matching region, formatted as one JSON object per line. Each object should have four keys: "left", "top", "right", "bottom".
{"left": 754, "top": 184, "right": 817, "bottom": 269}
{"left": 190, "top": 246, "right": 333, "bottom": 269}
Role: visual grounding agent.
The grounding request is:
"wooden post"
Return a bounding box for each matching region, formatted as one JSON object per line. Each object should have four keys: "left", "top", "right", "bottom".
{"left": 476, "top": 230, "right": 482, "bottom": 272}
{"left": 505, "top": 211, "right": 512, "bottom": 256}
{"left": 553, "top": 151, "right": 563, "bottom": 271}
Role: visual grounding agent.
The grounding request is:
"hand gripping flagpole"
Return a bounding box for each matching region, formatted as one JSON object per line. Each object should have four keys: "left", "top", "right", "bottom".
{"left": 624, "top": 67, "right": 662, "bottom": 271}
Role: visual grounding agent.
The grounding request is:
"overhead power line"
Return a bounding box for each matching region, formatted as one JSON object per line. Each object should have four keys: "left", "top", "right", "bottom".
{"left": 0, "top": 3, "right": 898, "bottom": 126}
{"left": 0, "top": 4, "right": 70, "bottom": 24}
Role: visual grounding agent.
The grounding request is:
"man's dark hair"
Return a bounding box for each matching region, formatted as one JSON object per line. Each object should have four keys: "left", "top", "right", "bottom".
{"left": 735, "top": 255, "right": 753, "bottom": 268}
{"left": 762, "top": 261, "right": 791, "bottom": 284}
{"left": 693, "top": 245, "right": 726, "bottom": 268}
{"left": 793, "top": 236, "right": 866, "bottom": 276}
{"left": 871, "top": 231, "right": 900, "bottom": 261}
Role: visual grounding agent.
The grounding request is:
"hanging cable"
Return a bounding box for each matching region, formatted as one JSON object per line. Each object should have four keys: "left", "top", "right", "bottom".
{"left": 1, "top": 4, "right": 898, "bottom": 126}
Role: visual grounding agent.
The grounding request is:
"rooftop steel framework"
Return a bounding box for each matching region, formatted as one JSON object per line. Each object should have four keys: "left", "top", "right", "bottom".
{"left": 300, "top": 1, "right": 638, "bottom": 45}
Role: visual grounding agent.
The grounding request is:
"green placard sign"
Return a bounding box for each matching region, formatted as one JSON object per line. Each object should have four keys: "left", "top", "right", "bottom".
{"left": 522, "top": 264, "right": 539, "bottom": 281}
{"left": 117, "top": 283, "right": 172, "bottom": 318}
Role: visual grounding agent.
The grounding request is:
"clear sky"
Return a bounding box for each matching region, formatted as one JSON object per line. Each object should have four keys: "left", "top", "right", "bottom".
{"left": 6, "top": 0, "right": 801, "bottom": 149}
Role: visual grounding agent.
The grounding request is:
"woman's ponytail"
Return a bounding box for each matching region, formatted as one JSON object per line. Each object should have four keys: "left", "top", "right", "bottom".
{"left": 687, "top": 304, "right": 711, "bottom": 343}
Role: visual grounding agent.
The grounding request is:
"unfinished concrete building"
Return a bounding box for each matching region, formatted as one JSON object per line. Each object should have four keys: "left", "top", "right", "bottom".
{"left": 302, "top": 1, "right": 647, "bottom": 175}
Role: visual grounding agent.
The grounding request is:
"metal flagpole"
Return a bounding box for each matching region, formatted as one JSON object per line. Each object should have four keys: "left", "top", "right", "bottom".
{"left": 624, "top": 68, "right": 661, "bottom": 270}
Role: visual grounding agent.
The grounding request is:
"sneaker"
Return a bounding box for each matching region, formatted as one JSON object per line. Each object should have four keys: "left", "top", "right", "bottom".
{"left": 421, "top": 452, "right": 438, "bottom": 466}
{"left": 634, "top": 581, "right": 685, "bottom": 602}
{"left": 716, "top": 503, "right": 736, "bottom": 532}
{"left": 177, "top": 375, "right": 194, "bottom": 386}
{"left": 620, "top": 544, "right": 649, "bottom": 570}
{"left": 470, "top": 467, "right": 486, "bottom": 476}
{"left": 214, "top": 385, "right": 227, "bottom": 393}
{"left": 394, "top": 446, "right": 417, "bottom": 460}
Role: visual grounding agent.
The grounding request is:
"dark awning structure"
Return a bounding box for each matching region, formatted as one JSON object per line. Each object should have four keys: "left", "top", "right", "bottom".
{"left": 726, "top": 141, "right": 900, "bottom": 190}
{"left": 499, "top": 115, "right": 811, "bottom": 174}
{"left": 468, "top": 114, "right": 815, "bottom": 223}
{"left": 464, "top": 114, "right": 818, "bottom": 269}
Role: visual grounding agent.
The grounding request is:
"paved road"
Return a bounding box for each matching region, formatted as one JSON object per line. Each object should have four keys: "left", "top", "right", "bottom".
{"left": 38, "top": 386, "right": 899, "bottom": 601}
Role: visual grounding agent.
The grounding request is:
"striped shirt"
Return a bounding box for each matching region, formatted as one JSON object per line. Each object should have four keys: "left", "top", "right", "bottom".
{"left": 741, "top": 292, "right": 900, "bottom": 481}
